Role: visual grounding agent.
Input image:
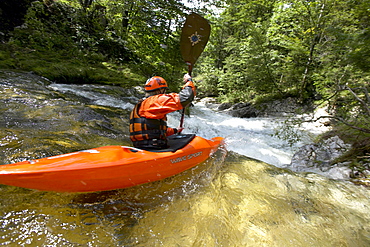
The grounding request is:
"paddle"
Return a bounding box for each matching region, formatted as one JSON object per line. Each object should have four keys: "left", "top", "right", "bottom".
{"left": 179, "top": 13, "right": 211, "bottom": 130}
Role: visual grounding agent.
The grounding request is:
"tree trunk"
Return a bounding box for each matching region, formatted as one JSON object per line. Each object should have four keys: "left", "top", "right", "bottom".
{"left": 299, "top": 2, "right": 326, "bottom": 101}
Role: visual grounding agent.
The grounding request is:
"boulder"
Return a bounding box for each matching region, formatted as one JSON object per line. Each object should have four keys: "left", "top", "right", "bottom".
{"left": 216, "top": 97, "right": 311, "bottom": 118}
{"left": 221, "top": 102, "right": 259, "bottom": 118}
{"left": 290, "top": 136, "right": 352, "bottom": 179}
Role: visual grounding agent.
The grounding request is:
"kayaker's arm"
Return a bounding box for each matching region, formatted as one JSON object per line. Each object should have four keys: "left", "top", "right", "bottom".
{"left": 179, "top": 77, "right": 195, "bottom": 108}
{"left": 139, "top": 93, "right": 183, "bottom": 119}
{"left": 139, "top": 77, "right": 195, "bottom": 120}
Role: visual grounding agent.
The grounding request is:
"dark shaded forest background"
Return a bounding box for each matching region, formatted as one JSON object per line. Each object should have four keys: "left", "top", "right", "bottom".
{"left": 1, "top": 0, "right": 369, "bottom": 167}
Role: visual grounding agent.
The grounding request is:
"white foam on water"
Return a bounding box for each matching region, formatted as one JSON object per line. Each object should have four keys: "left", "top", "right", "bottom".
{"left": 167, "top": 101, "right": 329, "bottom": 168}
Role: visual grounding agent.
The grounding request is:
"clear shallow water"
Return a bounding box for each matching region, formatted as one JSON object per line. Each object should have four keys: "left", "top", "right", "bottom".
{"left": 1, "top": 70, "right": 369, "bottom": 246}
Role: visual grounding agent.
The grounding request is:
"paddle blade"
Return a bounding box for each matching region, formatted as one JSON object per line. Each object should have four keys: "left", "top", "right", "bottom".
{"left": 180, "top": 13, "right": 211, "bottom": 67}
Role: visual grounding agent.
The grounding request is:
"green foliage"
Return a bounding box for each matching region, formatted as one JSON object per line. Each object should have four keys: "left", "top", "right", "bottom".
{"left": 198, "top": 0, "right": 368, "bottom": 102}
{"left": 0, "top": 45, "right": 18, "bottom": 69}
{"left": 3, "top": 0, "right": 210, "bottom": 88}
{"left": 0, "top": 43, "right": 143, "bottom": 86}
{"left": 10, "top": 1, "right": 134, "bottom": 61}
{"left": 198, "top": 0, "right": 284, "bottom": 101}
{"left": 273, "top": 118, "right": 309, "bottom": 148}
{"left": 196, "top": 0, "right": 369, "bottom": 135}
{"left": 106, "top": 0, "right": 188, "bottom": 83}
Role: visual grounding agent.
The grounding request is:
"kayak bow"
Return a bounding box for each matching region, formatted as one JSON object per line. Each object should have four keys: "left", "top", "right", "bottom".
{"left": 0, "top": 134, "right": 224, "bottom": 192}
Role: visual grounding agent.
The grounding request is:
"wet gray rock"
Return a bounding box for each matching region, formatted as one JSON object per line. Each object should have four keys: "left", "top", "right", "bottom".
{"left": 214, "top": 97, "right": 311, "bottom": 118}
{"left": 217, "top": 102, "right": 233, "bottom": 111}
{"left": 199, "top": 97, "right": 221, "bottom": 110}
{"left": 289, "top": 136, "right": 352, "bottom": 179}
{"left": 224, "top": 102, "right": 258, "bottom": 118}
{"left": 257, "top": 97, "right": 310, "bottom": 117}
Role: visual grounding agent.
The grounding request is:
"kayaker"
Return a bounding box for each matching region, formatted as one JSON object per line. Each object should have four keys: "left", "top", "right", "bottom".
{"left": 130, "top": 74, "right": 195, "bottom": 150}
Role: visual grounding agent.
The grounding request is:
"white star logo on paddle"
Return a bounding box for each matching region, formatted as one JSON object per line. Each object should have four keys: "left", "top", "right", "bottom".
{"left": 189, "top": 31, "right": 201, "bottom": 46}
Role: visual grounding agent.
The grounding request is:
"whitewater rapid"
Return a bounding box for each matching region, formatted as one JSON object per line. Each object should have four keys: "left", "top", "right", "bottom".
{"left": 49, "top": 83, "right": 334, "bottom": 175}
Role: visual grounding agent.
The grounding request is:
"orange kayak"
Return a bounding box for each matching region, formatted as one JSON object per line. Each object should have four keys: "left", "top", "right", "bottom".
{"left": 0, "top": 134, "right": 224, "bottom": 192}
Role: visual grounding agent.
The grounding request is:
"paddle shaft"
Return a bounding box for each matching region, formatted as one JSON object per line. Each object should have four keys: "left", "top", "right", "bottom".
{"left": 179, "top": 13, "right": 210, "bottom": 131}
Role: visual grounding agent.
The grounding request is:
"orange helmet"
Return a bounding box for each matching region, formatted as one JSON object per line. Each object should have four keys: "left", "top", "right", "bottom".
{"left": 144, "top": 76, "right": 168, "bottom": 92}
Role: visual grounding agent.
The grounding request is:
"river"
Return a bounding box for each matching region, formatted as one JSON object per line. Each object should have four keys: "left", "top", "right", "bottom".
{"left": 0, "top": 70, "right": 369, "bottom": 246}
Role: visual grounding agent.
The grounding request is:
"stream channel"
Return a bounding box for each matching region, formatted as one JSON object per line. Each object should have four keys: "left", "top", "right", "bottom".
{"left": 0, "top": 70, "right": 369, "bottom": 246}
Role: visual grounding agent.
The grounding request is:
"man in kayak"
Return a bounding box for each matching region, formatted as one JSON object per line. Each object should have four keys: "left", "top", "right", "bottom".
{"left": 130, "top": 74, "right": 195, "bottom": 149}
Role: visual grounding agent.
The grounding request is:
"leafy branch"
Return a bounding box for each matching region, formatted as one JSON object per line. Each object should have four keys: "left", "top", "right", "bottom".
{"left": 344, "top": 86, "right": 370, "bottom": 116}
{"left": 315, "top": 115, "right": 370, "bottom": 134}
{"left": 314, "top": 85, "right": 370, "bottom": 134}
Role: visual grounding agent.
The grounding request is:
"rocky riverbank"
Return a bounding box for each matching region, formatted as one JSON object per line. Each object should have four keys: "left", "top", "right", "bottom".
{"left": 200, "top": 97, "right": 370, "bottom": 186}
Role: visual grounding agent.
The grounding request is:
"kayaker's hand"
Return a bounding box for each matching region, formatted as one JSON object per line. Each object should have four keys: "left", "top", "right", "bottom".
{"left": 182, "top": 73, "right": 196, "bottom": 96}
{"left": 177, "top": 127, "right": 184, "bottom": 134}
{"left": 183, "top": 73, "right": 192, "bottom": 83}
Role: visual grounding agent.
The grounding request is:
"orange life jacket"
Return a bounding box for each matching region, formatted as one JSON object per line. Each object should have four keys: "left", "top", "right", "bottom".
{"left": 129, "top": 100, "right": 168, "bottom": 149}
{"left": 129, "top": 83, "right": 195, "bottom": 149}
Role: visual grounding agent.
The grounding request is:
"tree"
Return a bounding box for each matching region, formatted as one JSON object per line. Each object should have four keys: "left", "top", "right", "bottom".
{"left": 198, "top": 0, "right": 279, "bottom": 102}
{"left": 199, "top": 0, "right": 368, "bottom": 106}
{"left": 0, "top": 0, "right": 34, "bottom": 38}
{"left": 78, "top": 0, "right": 94, "bottom": 10}
{"left": 9, "top": 0, "right": 199, "bottom": 86}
